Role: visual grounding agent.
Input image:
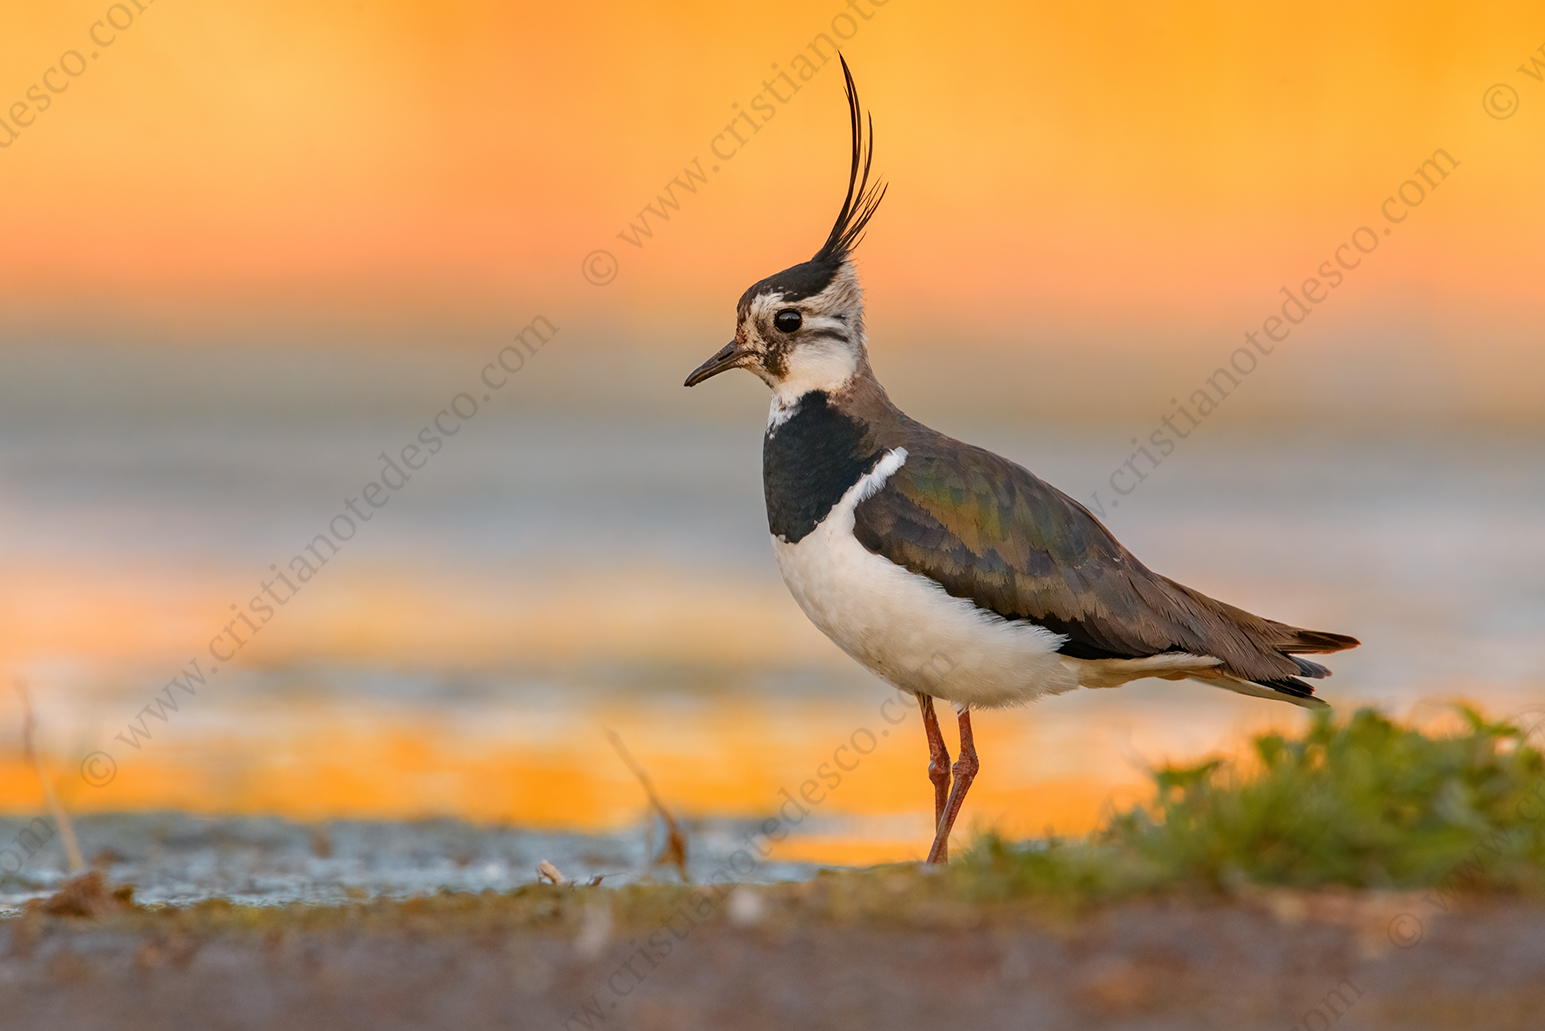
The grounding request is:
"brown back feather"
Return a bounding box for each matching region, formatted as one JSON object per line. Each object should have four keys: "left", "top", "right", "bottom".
{"left": 846, "top": 410, "right": 1358, "bottom": 685}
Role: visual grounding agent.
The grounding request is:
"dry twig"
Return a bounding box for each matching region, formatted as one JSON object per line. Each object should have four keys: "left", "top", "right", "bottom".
{"left": 16, "top": 680, "right": 84, "bottom": 874}
{"left": 605, "top": 729, "right": 689, "bottom": 882}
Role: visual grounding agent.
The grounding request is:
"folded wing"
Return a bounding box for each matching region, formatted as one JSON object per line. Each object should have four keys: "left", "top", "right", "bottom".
{"left": 850, "top": 437, "right": 1358, "bottom": 701}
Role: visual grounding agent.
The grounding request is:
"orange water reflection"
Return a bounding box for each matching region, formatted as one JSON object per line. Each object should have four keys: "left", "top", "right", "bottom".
{"left": 0, "top": 684, "right": 1421, "bottom": 866}
{"left": 4, "top": 552, "right": 1539, "bottom": 866}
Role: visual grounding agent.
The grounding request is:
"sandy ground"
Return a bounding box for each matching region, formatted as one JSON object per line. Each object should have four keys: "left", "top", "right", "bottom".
{"left": 1, "top": 884, "right": 1541, "bottom": 1031}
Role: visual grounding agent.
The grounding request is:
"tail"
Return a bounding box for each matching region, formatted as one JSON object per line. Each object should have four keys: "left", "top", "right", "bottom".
{"left": 1267, "top": 621, "right": 1361, "bottom": 656}
{"left": 1193, "top": 674, "right": 1331, "bottom": 710}
{"left": 1200, "top": 621, "right": 1359, "bottom": 709}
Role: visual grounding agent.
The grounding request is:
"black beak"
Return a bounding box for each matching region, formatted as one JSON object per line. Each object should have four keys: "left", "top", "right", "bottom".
{"left": 684, "top": 341, "right": 750, "bottom": 387}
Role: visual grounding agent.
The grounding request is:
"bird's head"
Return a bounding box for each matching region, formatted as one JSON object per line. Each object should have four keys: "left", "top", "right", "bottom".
{"left": 685, "top": 57, "right": 886, "bottom": 402}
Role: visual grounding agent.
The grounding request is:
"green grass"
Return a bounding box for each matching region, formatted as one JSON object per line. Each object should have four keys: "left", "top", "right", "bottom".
{"left": 958, "top": 706, "right": 1545, "bottom": 900}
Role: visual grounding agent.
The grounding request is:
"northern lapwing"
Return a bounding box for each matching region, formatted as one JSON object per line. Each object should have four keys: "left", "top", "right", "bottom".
{"left": 684, "top": 58, "right": 1359, "bottom": 864}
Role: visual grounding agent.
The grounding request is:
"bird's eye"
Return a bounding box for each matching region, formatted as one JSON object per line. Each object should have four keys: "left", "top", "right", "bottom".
{"left": 774, "top": 309, "right": 802, "bottom": 333}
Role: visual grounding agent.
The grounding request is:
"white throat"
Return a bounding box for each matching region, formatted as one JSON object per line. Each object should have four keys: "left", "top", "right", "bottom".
{"left": 771, "top": 342, "right": 857, "bottom": 407}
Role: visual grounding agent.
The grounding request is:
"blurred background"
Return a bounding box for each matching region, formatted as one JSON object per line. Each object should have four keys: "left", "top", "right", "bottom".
{"left": 1, "top": 1, "right": 1542, "bottom": 883}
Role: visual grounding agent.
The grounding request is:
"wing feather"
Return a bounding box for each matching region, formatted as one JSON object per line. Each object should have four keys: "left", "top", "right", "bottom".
{"left": 851, "top": 438, "right": 1356, "bottom": 685}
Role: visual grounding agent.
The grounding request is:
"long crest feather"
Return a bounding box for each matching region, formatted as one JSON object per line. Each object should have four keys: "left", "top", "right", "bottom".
{"left": 813, "top": 55, "right": 887, "bottom": 264}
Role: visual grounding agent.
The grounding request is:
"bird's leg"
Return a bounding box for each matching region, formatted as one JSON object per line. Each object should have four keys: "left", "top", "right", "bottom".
{"left": 926, "top": 708, "right": 979, "bottom": 864}
{"left": 916, "top": 693, "right": 952, "bottom": 859}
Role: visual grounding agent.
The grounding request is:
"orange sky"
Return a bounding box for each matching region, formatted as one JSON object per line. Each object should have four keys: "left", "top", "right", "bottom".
{"left": 0, "top": 0, "right": 1541, "bottom": 344}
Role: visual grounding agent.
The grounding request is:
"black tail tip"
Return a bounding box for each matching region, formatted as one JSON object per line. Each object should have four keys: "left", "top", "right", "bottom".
{"left": 1256, "top": 676, "right": 1325, "bottom": 704}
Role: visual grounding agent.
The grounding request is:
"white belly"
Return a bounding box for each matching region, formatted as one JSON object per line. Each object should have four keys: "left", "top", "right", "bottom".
{"left": 770, "top": 448, "right": 1081, "bottom": 708}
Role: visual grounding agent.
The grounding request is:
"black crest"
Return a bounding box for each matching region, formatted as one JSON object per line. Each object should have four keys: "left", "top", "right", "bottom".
{"left": 737, "top": 55, "right": 889, "bottom": 310}
{"left": 814, "top": 55, "right": 888, "bottom": 268}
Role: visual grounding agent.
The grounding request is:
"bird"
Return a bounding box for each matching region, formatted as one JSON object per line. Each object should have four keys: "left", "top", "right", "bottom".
{"left": 683, "top": 57, "right": 1359, "bottom": 864}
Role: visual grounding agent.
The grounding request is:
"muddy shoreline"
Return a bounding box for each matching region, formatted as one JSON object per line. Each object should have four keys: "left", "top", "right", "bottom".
{"left": 2, "top": 884, "right": 1540, "bottom": 1031}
